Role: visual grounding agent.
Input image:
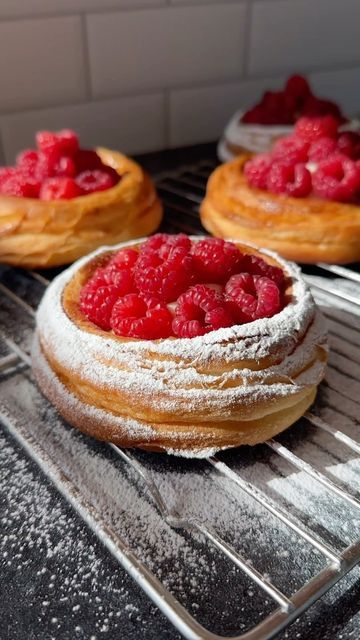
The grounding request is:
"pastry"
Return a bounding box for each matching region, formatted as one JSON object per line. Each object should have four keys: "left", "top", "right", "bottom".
{"left": 32, "top": 234, "right": 328, "bottom": 458}
{"left": 218, "top": 74, "right": 358, "bottom": 161}
{"left": 0, "top": 129, "right": 162, "bottom": 269}
{"left": 202, "top": 116, "right": 360, "bottom": 264}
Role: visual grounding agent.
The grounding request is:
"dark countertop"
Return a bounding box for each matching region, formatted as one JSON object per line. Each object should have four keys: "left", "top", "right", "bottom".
{"left": 0, "top": 142, "right": 359, "bottom": 640}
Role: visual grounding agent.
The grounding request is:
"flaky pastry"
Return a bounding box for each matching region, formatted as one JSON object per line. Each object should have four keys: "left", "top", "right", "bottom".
{"left": 200, "top": 156, "right": 360, "bottom": 264}
{"left": 32, "top": 238, "right": 328, "bottom": 458}
{"left": 0, "top": 149, "right": 162, "bottom": 269}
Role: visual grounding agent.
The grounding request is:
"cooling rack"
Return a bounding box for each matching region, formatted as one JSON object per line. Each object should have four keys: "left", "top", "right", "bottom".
{"left": 0, "top": 159, "right": 359, "bottom": 640}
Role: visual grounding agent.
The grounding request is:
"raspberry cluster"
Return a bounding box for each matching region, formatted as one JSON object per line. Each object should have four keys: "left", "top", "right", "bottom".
{"left": 0, "top": 129, "right": 120, "bottom": 200}
{"left": 80, "top": 235, "right": 286, "bottom": 340}
{"left": 241, "top": 74, "right": 345, "bottom": 126}
{"left": 244, "top": 116, "right": 360, "bottom": 202}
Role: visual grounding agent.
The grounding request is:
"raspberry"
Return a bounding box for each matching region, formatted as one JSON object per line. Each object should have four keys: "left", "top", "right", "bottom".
{"left": 108, "top": 248, "right": 139, "bottom": 271}
{"left": 285, "top": 74, "right": 311, "bottom": 101}
{"left": 140, "top": 233, "right": 191, "bottom": 259}
{"left": 244, "top": 154, "right": 272, "bottom": 189}
{"left": 36, "top": 129, "right": 79, "bottom": 156}
{"left": 273, "top": 136, "right": 310, "bottom": 164}
{"left": 241, "top": 106, "right": 268, "bottom": 124}
{"left": 55, "top": 156, "right": 77, "bottom": 177}
{"left": 39, "top": 177, "right": 82, "bottom": 200}
{"left": 0, "top": 167, "right": 16, "bottom": 185}
{"left": 295, "top": 116, "right": 339, "bottom": 141}
{"left": 0, "top": 173, "right": 40, "bottom": 198}
{"left": 191, "top": 238, "right": 243, "bottom": 284}
{"left": 312, "top": 155, "right": 360, "bottom": 202}
{"left": 337, "top": 132, "right": 360, "bottom": 159}
{"left": 135, "top": 246, "right": 193, "bottom": 303}
{"left": 172, "top": 285, "right": 234, "bottom": 338}
{"left": 80, "top": 284, "right": 121, "bottom": 330}
{"left": 241, "top": 254, "right": 285, "bottom": 288}
{"left": 74, "top": 149, "right": 103, "bottom": 173}
{"left": 76, "top": 170, "right": 115, "bottom": 194}
{"left": 225, "top": 274, "right": 281, "bottom": 323}
{"left": 16, "top": 150, "right": 39, "bottom": 175}
{"left": 308, "top": 136, "right": 337, "bottom": 162}
{"left": 110, "top": 294, "right": 173, "bottom": 339}
{"left": 302, "top": 96, "right": 345, "bottom": 123}
{"left": 267, "top": 162, "right": 312, "bottom": 197}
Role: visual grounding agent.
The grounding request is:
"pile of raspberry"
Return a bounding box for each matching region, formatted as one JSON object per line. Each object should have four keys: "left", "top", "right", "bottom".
{"left": 0, "top": 129, "right": 120, "bottom": 200}
{"left": 80, "top": 234, "right": 286, "bottom": 340}
{"left": 241, "top": 74, "right": 345, "bottom": 125}
{"left": 244, "top": 116, "right": 360, "bottom": 202}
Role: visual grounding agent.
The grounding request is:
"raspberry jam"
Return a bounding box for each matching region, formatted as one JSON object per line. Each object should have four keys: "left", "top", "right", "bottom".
{"left": 0, "top": 129, "right": 120, "bottom": 200}
{"left": 244, "top": 116, "right": 360, "bottom": 203}
{"left": 79, "top": 235, "right": 287, "bottom": 340}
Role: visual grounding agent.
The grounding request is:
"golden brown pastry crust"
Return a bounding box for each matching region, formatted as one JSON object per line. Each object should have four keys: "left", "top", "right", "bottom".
{"left": 200, "top": 155, "right": 360, "bottom": 264}
{"left": 32, "top": 238, "right": 328, "bottom": 457}
{"left": 0, "top": 149, "right": 162, "bottom": 269}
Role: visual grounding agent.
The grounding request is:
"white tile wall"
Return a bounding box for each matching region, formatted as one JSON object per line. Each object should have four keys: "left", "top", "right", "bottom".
{"left": 0, "top": 1, "right": 358, "bottom": 157}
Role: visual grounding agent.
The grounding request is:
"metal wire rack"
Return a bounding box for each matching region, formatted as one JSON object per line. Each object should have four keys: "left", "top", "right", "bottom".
{"left": 0, "top": 159, "right": 359, "bottom": 640}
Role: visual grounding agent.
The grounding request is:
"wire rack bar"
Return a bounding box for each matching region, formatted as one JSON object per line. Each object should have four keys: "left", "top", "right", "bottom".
{"left": 316, "top": 263, "right": 360, "bottom": 283}
{"left": 0, "top": 352, "right": 19, "bottom": 372}
{"left": 309, "top": 281, "right": 360, "bottom": 306}
{"left": 305, "top": 412, "right": 360, "bottom": 455}
{"left": 265, "top": 440, "right": 360, "bottom": 510}
{"left": 0, "top": 281, "right": 36, "bottom": 317}
{"left": 207, "top": 456, "right": 341, "bottom": 566}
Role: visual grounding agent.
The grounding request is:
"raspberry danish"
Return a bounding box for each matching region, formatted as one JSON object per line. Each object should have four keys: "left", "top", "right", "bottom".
{"left": 202, "top": 117, "right": 360, "bottom": 264}
{"left": 0, "top": 129, "right": 162, "bottom": 268}
{"left": 32, "top": 235, "right": 328, "bottom": 458}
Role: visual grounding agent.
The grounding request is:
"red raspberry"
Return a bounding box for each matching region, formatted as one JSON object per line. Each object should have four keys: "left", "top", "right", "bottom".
{"left": 140, "top": 233, "right": 191, "bottom": 259}
{"left": 308, "top": 136, "right": 337, "bottom": 162}
{"left": 244, "top": 154, "right": 272, "bottom": 189}
{"left": 39, "top": 177, "right": 82, "bottom": 200}
{"left": 337, "top": 132, "right": 360, "bottom": 159}
{"left": 312, "top": 155, "right": 360, "bottom": 202}
{"left": 0, "top": 167, "right": 17, "bottom": 185}
{"left": 172, "top": 285, "right": 234, "bottom": 338}
{"left": 191, "top": 238, "right": 243, "bottom": 284}
{"left": 295, "top": 116, "right": 339, "bottom": 141}
{"left": 285, "top": 74, "right": 311, "bottom": 101}
{"left": 273, "top": 136, "right": 310, "bottom": 164}
{"left": 80, "top": 284, "right": 121, "bottom": 330}
{"left": 108, "top": 248, "right": 139, "bottom": 271}
{"left": 241, "top": 106, "right": 268, "bottom": 124}
{"left": 267, "top": 162, "right": 312, "bottom": 197}
{"left": 110, "top": 294, "right": 173, "bottom": 339}
{"left": 74, "top": 149, "right": 103, "bottom": 173}
{"left": 302, "top": 96, "right": 345, "bottom": 123}
{"left": 16, "top": 150, "right": 39, "bottom": 175}
{"left": 241, "top": 254, "right": 285, "bottom": 288}
{"left": 36, "top": 129, "right": 79, "bottom": 156}
{"left": 0, "top": 172, "right": 40, "bottom": 198}
{"left": 135, "top": 245, "right": 193, "bottom": 303}
{"left": 76, "top": 170, "right": 115, "bottom": 194}
{"left": 55, "top": 156, "right": 77, "bottom": 177}
{"left": 225, "top": 274, "right": 281, "bottom": 323}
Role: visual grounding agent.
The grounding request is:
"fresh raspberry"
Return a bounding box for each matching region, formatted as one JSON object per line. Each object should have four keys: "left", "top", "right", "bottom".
{"left": 108, "top": 248, "right": 139, "bottom": 271}
{"left": 295, "top": 116, "right": 339, "bottom": 141}
{"left": 273, "top": 136, "right": 310, "bottom": 164}
{"left": 80, "top": 284, "right": 121, "bottom": 330}
{"left": 110, "top": 294, "right": 173, "bottom": 339}
{"left": 55, "top": 156, "right": 77, "bottom": 177}
{"left": 241, "top": 254, "right": 285, "bottom": 288}
{"left": 244, "top": 154, "right": 272, "bottom": 189}
{"left": 261, "top": 91, "right": 294, "bottom": 124}
{"left": 16, "top": 150, "right": 39, "bottom": 175}
{"left": 191, "top": 238, "right": 243, "bottom": 284}
{"left": 241, "top": 106, "right": 268, "bottom": 124}
{"left": 285, "top": 74, "right": 311, "bottom": 101}
{"left": 36, "top": 129, "right": 79, "bottom": 156}
{"left": 308, "top": 136, "right": 337, "bottom": 162}
{"left": 140, "top": 233, "right": 191, "bottom": 259}
{"left": 312, "top": 155, "right": 360, "bottom": 202}
{"left": 74, "top": 149, "right": 103, "bottom": 173}
{"left": 267, "top": 162, "right": 312, "bottom": 197}
{"left": 225, "top": 274, "right": 281, "bottom": 323}
{"left": 39, "top": 177, "right": 82, "bottom": 200}
{"left": 0, "top": 172, "right": 40, "bottom": 198}
{"left": 172, "top": 285, "right": 234, "bottom": 338}
{"left": 302, "top": 96, "right": 345, "bottom": 123}
{"left": 135, "top": 245, "right": 193, "bottom": 303}
{"left": 0, "top": 167, "right": 17, "bottom": 185}
{"left": 337, "top": 132, "right": 360, "bottom": 159}
{"left": 76, "top": 170, "right": 115, "bottom": 194}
